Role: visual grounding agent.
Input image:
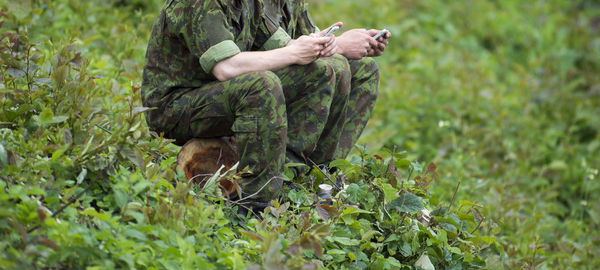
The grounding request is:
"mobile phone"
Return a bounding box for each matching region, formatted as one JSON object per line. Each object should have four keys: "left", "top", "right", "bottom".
{"left": 372, "top": 29, "right": 389, "bottom": 40}
{"left": 321, "top": 26, "right": 340, "bottom": 37}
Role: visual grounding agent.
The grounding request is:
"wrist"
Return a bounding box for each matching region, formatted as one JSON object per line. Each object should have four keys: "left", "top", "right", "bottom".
{"left": 335, "top": 37, "right": 348, "bottom": 57}
{"left": 337, "top": 45, "right": 345, "bottom": 57}
{"left": 281, "top": 46, "right": 299, "bottom": 65}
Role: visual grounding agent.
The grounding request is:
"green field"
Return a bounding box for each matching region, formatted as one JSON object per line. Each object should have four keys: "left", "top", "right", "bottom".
{"left": 1, "top": 0, "right": 599, "bottom": 269}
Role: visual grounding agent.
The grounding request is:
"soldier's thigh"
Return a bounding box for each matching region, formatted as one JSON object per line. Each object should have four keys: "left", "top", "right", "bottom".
{"left": 273, "top": 59, "right": 334, "bottom": 103}
{"left": 169, "top": 71, "right": 281, "bottom": 143}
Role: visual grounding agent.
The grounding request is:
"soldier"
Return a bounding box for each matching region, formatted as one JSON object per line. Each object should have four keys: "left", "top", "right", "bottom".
{"left": 266, "top": 0, "right": 391, "bottom": 159}
{"left": 141, "top": 0, "right": 348, "bottom": 206}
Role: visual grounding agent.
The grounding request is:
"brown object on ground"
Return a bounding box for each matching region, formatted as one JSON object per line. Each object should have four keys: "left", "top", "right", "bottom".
{"left": 176, "top": 137, "right": 238, "bottom": 197}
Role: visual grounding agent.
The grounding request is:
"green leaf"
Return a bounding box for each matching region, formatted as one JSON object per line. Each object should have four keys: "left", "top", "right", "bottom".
{"left": 0, "top": 144, "right": 7, "bottom": 165}
{"left": 415, "top": 254, "right": 435, "bottom": 270}
{"left": 6, "top": 68, "right": 26, "bottom": 79}
{"left": 388, "top": 257, "right": 403, "bottom": 267}
{"left": 345, "top": 183, "right": 363, "bottom": 203}
{"left": 381, "top": 183, "right": 398, "bottom": 203}
{"left": 114, "top": 190, "right": 128, "bottom": 208}
{"left": 288, "top": 189, "right": 307, "bottom": 206}
{"left": 49, "top": 115, "right": 69, "bottom": 124}
{"left": 39, "top": 107, "right": 54, "bottom": 123}
{"left": 329, "top": 159, "right": 351, "bottom": 170}
{"left": 132, "top": 107, "right": 153, "bottom": 119}
{"left": 330, "top": 236, "right": 360, "bottom": 246}
{"left": 326, "top": 249, "right": 346, "bottom": 255}
{"left": 548, "top": 160, "right": 567, "bottom": 170}
{"left": 121, "top": 145, "right": 144, "bottom": 169}
{"left": 52, "top": 65, "right": 69, "bottom": 86}
{"left": 388, "top": 193, "right": 424, "bottom": 213}
{"left": 132, "top": 181, "right": 151, "bottom": 194}
{"left": 354, "top": 144, "right": 370, "bottom": 155}
{"left": 6, "top": 0, "right": 32, "bottom": 20}
{"left": 399, "top": 241, "right": 412, "bottom": 257}
{"left": 76, "top": 167, "right": 87, "bottom": 184}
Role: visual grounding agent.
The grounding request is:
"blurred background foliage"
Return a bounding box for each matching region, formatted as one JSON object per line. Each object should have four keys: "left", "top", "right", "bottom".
{"left": 0, "top": 0, "right": 599, "bottom": 268}
{"left": 308, "top": 0, "right": 600, "bottom": 267}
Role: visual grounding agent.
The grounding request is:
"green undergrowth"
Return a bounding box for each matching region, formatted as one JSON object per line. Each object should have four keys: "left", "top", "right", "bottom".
{"left": 0, "top": 36, "right": 496, "bottom": 269}
{"left": 309, "top": 0, "right": 600, "bottom": 268}
{"left": 1, "top": 0, "right": 599, "bottom": 269}
{"left": 0, "top": 1, "right": 498, "bottom": 269}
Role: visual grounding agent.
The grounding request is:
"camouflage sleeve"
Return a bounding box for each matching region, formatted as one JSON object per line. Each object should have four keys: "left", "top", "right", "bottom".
{"left": 293, "top": 0, "right": 319, "bottom": 38}
{"left": 255, "top": 0, "right": 291, "bottom": 51}
{"left": 261, "top": 27, "right": 292, "bottom": 51}
{"left": 188, "top": 0, "right": 241, "bottom": 73}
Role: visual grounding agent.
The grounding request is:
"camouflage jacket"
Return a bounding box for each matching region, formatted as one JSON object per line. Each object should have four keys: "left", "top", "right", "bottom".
{"left": 141, "top": 0, "right": 291, "bottom": 131}
{"left": 264, "top": 0, "right": 318, "bottom": 39}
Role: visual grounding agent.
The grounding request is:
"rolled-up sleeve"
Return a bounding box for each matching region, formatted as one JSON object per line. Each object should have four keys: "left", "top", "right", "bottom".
{"left": 261, "top": 27, "right": 292, "bottom": 51}
{"left": 199, "top": 40, "right": 240, "bottom": 73}
{"left": 189, "top": 0, "right": 241, "bottom": 74}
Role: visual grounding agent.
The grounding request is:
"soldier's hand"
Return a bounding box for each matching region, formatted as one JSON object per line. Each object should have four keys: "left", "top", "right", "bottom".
{"left": 317, "top": 22, "right": 343, "bottom": 57}
{"left": 366, "top": 29, "right": 391, "bottom": 57}
{"left": 287, "top": 35, "right": 333, "bottom": 65}
{"left": 319, "top": 33, "right": 338, "bottom": 57}
{"left": 336, "top": 29, "right": 378, "bottom": 60}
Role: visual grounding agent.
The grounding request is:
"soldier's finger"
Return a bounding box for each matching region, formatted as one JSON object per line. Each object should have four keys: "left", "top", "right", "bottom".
{"left": 325, "top": 37, "right": 336, "bottom": 47}
{"left": 313, "top": 44, "right": 324, "bottom": 54}
{"left": 321, "top": 44, "right": 336, "bottom": 56}
{"left": 366, "top": 36, "right": 378, "bottom": 47}
{"left": 315, "top": 36, "right": 332, "bottom": 45}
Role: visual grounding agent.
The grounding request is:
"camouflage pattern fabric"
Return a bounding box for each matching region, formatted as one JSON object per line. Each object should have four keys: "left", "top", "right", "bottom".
{"left": 142, "top": 0, "right": 288, "bottom": 136}
{"left": 164, "top": 71, "right": 288, "bottom": 202}
{"left": 265, "top": 0, "right": 319, "bottom": 39}
{"left": 335, "top": 57, "right": 379, "bottom": 158}
{"left": 162, "top": 60, "right": 339, "bottom": 202}
{"left": 306, "top": 54, "right": 351, "bottom": 164}
{"left": 141, "top": 0, "right": 378, "bottom": 202}
{"left": 274, "top": 57, "right": 345, "bottom": 166}
{"left": 141, "top": 0, "right": 348, "bottom": 202}
{"left": 268, "top": 0, "right": 380, "bottom": 159}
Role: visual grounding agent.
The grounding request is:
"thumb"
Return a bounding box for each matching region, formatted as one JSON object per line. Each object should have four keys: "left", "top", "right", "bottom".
{"left": 330, "top": 22, "right": 343, "bottom": 28}
{"left": 367, "top": 29, "right": 380, "bottom": 36}
{"left": 319, "top": 22, "right": 344, "bottom": 36}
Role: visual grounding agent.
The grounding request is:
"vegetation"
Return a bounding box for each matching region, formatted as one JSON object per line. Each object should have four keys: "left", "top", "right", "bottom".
{"left": 1, "top": 0, "right": 598, "bottom": 269}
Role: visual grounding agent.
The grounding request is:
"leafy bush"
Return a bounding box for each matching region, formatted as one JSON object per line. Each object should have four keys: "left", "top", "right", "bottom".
{"left": 1, "top": 0, "right": 599, "bottom": 269}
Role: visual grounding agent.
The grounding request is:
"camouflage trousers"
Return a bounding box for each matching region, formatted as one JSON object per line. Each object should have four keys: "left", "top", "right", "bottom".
{"left": 157, "top": 56, "right": 378, "bottom": 202}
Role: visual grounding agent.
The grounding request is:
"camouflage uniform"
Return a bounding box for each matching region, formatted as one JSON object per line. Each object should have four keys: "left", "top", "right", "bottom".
{"left": 141, "top": 0, "right": 343, "bottom": 201}
{"left": 268, "top": 0, "right": 380, "bottom": 159}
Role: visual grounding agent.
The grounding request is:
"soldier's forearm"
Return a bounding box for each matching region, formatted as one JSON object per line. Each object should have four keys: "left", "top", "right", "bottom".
{"left": 211, "top": 47, "right": 297, "bottom": 81}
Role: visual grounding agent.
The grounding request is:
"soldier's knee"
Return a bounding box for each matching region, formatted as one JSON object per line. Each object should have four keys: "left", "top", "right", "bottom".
{"left": 312, "top": 59, "right": 335, "bottom": 82}
{"left": 250, "top": 71, "right": 282, "bottom": 92}
{"left": 354, "top": 57, "right": 380, "bottom": 81}
{"left": 330, "top": 54, "right": 352, "bottom": 95}
{"left": 361, "top": 57, "right": 380, "bottom": 77}
{"left": 331, "top": 54, "right": 351, "bottom": 74}
{"left": 309, "top": 60, "right": 336, "bottom": 97}
{"left": 247, "top": 70, "right": 284, "bottom": 102}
